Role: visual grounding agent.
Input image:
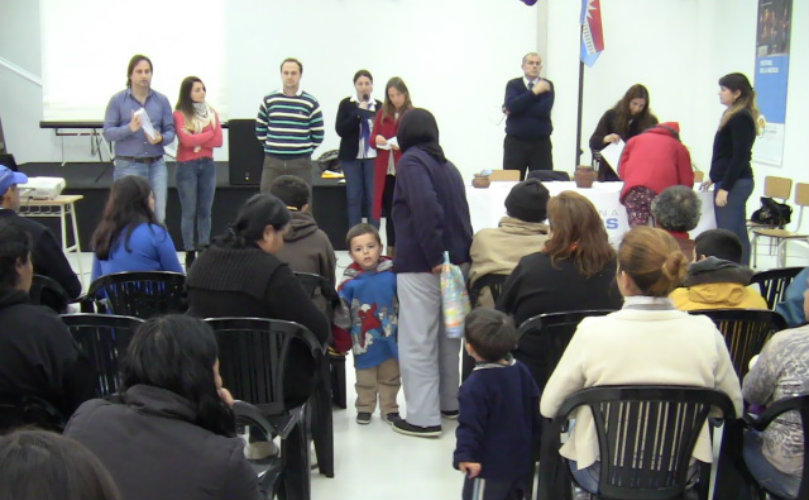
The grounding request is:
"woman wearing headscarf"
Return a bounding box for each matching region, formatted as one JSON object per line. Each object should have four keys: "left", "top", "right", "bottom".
{"left": 389, "top": 108, "right": 473, "bottom": 438}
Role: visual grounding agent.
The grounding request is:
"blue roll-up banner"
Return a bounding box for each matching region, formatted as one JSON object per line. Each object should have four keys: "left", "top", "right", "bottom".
{"left": 753, "top": 0, "right": 792, "bottom": 166}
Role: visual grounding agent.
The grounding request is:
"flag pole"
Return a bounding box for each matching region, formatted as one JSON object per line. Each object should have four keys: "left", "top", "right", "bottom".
{"left": 575, "top": 23, "right": 585, "bottom": 167}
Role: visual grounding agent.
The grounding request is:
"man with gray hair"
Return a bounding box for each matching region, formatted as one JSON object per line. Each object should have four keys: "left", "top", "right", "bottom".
{"left": 502, "top": 52, "right": 555, "bottom": 179}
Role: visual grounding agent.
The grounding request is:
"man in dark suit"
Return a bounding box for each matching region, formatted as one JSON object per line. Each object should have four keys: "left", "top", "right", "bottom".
{"left": 502, "top": 52, "right": 555, "bottom": 179}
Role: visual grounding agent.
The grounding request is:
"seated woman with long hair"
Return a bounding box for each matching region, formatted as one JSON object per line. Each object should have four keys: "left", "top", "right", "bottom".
{"left": 540, "top": 227, "right": 743, "bottom": 495}
{"left": 64, "top": 315, "right": 261, "bottom": 500}
{"left": 90, "top": 175, "right": 182, "bottom": 281}
{"left": 497, "top": 191, "right": 622, "bottom": 326}
{"left": 186, "top": 193, "right": 329, "bottom": 407}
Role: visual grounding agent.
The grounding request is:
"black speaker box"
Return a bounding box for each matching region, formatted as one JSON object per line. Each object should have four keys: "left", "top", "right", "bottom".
{"left": 228, "top": 119, "right": 264, "bottom": 185}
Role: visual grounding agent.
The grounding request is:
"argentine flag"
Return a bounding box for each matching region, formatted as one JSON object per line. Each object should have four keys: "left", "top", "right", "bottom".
{"left": 580, "top": 0, "right": 605, "bottom": 66}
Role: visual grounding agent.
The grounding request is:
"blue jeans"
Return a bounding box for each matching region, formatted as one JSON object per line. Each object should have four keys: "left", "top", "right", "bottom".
{"left": 176, "top": 157, "right": 216, "bottom": 250}
{"left": 114, "top": 157, "right": 168, "bottom": 223}
{"left": 342, "top": 158, "right": 378, "bottom": 228}
{"left": 714, "top": 177, "right": 754, "bottom": 266}
{"left": 743, "top": 430, "right": 800, "bottom": 498}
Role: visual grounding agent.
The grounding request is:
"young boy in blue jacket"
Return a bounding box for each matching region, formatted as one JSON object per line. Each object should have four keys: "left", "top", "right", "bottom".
{"left": 333, "top": 223, "right": 401, "bottom": 425}
{"left": 454, "top": 308, "right": 540, "bottom": 500}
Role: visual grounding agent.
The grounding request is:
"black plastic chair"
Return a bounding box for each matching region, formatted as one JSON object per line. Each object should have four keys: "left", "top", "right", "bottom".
{"left": 205, "top": 317, "right": 324, "bottom": 500}
{"left": 743, "top": 394, "right": 809, "bottom": 500}
{"left": 750, "top": 266, "right": 803, "bottom": 310}
{"left": 29, "top": 273, "right": 73, "bottom": 314}
{"left": 548, "top": 385, "right": 736, "bottom": 500}
{"left": 462, "top": 273, "right": 510, "bottom": 381}
{"left": 85, "top": 271, "right": 187, "bottom": 318}
{"left": 0, "top": 393, "right": 66, "bottom": 433}
{"left": 468, "top": 273, "right": 508, "bottom": 309}
{"left": 527, "top": 170, "right": 572, "bottom": 182}
{"left": 292, "top": 272, "right": 338, "bottom": 480}
{"left": 293, "top": 271, "right": 346, "bottom": 410}
{"left": 514, "top": 310, "right": 615, "bottom": 395}
{"left": 61, "top": 313, "right": 143, "bottom": 397}
{"left": 689, "top": 309, "right": 786, "bottom": 379}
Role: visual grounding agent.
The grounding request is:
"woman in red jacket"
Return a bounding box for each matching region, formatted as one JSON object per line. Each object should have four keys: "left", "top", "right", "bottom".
{"left": 371, "top": 77, "right": 412, "bottom": 256}
{"left": 173, "top": 76, "right": 223, "bottom": 267}
{"left": 618, "top": 122, "right": 694, "bottom": 226}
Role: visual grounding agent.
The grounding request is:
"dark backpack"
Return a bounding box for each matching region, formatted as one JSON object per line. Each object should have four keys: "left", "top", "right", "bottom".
{"left": 751, "top": 196, "right": 792, "bottom": 227}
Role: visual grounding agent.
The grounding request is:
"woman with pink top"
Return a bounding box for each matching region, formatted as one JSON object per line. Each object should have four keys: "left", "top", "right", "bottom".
{"left": 173, "top": 76, "right": 223, "bottom": 266}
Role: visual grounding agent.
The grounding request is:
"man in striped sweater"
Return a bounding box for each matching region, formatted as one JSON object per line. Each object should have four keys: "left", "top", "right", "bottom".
{"left": 256, "top": 58, "right": 324, "bottom": 191}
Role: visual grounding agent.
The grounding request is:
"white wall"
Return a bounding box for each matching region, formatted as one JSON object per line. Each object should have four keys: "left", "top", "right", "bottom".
{"left": 2, "top": 0, "right": 806, "bottom": 208}
{"left": 544, "top": 0, "right": 807, "bottom": 233}
{"left": 3, "top": 0, "right": 537, "bottom": 172}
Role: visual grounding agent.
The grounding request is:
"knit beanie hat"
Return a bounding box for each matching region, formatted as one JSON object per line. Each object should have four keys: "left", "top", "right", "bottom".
{"left": 505, "top": 178, "right": 550, "bottom": 223}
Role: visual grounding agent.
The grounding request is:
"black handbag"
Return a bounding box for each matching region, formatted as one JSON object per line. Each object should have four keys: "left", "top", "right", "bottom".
{"left": 751, "top": 196, "right": 792, "bottom": 227}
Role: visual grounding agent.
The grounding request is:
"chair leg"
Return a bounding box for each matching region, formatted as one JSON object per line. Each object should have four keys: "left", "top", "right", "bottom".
{"left": 461, "top": 349, "right": 475, "bottom": 382}
{"left": 328, "top": 353, "right": 347, "bottom": 409}
{"left": 280, "top": 420, "right": 310, "bottom": 500}
{"left": 310, "top": 363, "right": 334, "bottom": 477}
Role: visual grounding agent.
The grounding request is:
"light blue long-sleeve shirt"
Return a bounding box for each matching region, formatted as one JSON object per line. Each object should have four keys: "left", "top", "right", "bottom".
{"left": 103, "top": 88, "right": 175, "bottom": 157}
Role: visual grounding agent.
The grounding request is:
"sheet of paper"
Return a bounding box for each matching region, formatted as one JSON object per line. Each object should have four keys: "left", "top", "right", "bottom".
{"left": 600, "top": 139, "right": 625, "bottom": 170}
{"left": 134, "top": 108, "right": 157, "bottom": 140}
{"left": 387, "top": 137, "right": 399, "bottom": 150}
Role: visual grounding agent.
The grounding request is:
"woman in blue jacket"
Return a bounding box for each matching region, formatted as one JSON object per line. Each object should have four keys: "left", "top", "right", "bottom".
{"left": 91, "top": 175, "right": 182, "bottom": 281}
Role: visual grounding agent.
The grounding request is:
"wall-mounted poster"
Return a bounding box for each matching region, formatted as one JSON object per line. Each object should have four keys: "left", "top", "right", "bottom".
{"left": 753, "top": 0, "right": 792, "bottom": 166}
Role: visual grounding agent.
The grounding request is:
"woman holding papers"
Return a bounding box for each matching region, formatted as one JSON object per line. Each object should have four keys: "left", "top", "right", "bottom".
{"left": 371, "top": 77, "right": 413, "bottom": 257}
{"left": 589, "top": 84, "right": 658, "bottom": 181}
{"left": 336, "top": 70, "right": 383, "bottom": 229}
{"left": 173, "top": 76, "right": 223, "bottom": 268}
{"left": 704, "top": 73, "right": 761, "bottom": 266}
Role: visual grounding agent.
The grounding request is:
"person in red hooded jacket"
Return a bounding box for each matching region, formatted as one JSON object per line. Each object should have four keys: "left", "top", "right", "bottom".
{"left": 618, "top": 122, "right": 694, "bottom": 226}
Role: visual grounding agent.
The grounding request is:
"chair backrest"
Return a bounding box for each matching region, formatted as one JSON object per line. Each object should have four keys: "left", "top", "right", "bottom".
{"left": 204, "top": 318, "right": 323, "bottom": 415}
{"left": 527, "top": 170, "right": 571, "bottom": 182}
{"left": 86, "top": 271, "right": 187, "bottom": 318}
{"left": 61, "top": 313, "right": 143, "bottom": 397}
{"left": 689, "top": 309, "right": 786, "bottom": 379}
{"left": 764, "top": 176, "right": 792, "bottom": 201}
{"left": 749, "top": 394, "right": 809, "bottom": 500}
{"left": 0, "top": 393, "right": 66, "bottom": 433}
{"left": 795, "top": 183, "right": 809, "bottom": 207}
{"left": 488, "top": 169, "right": 521, "bottom": 181}
{"left": 514, "top": 310, "right": 615, "bottom": 393}
{"left": 555, "top": 385, "right": 736, "bottom": 500}
{"left": 750, "top": 266, "right": 804, "bottom": 309}
{"left": 29, "top": 274, "right": 72, "bottom": 314}
{"left": 468, "top": 273, "right": 508, "bottom": 308}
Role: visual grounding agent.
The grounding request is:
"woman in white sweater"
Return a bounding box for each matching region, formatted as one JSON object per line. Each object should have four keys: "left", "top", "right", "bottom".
{"left": 540, "top": 226, "right": 743, "bottom": 494}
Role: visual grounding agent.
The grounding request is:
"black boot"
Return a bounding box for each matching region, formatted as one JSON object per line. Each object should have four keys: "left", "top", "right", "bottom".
{"left": 185, "top": 250, "right": 196, "bottom": 270}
